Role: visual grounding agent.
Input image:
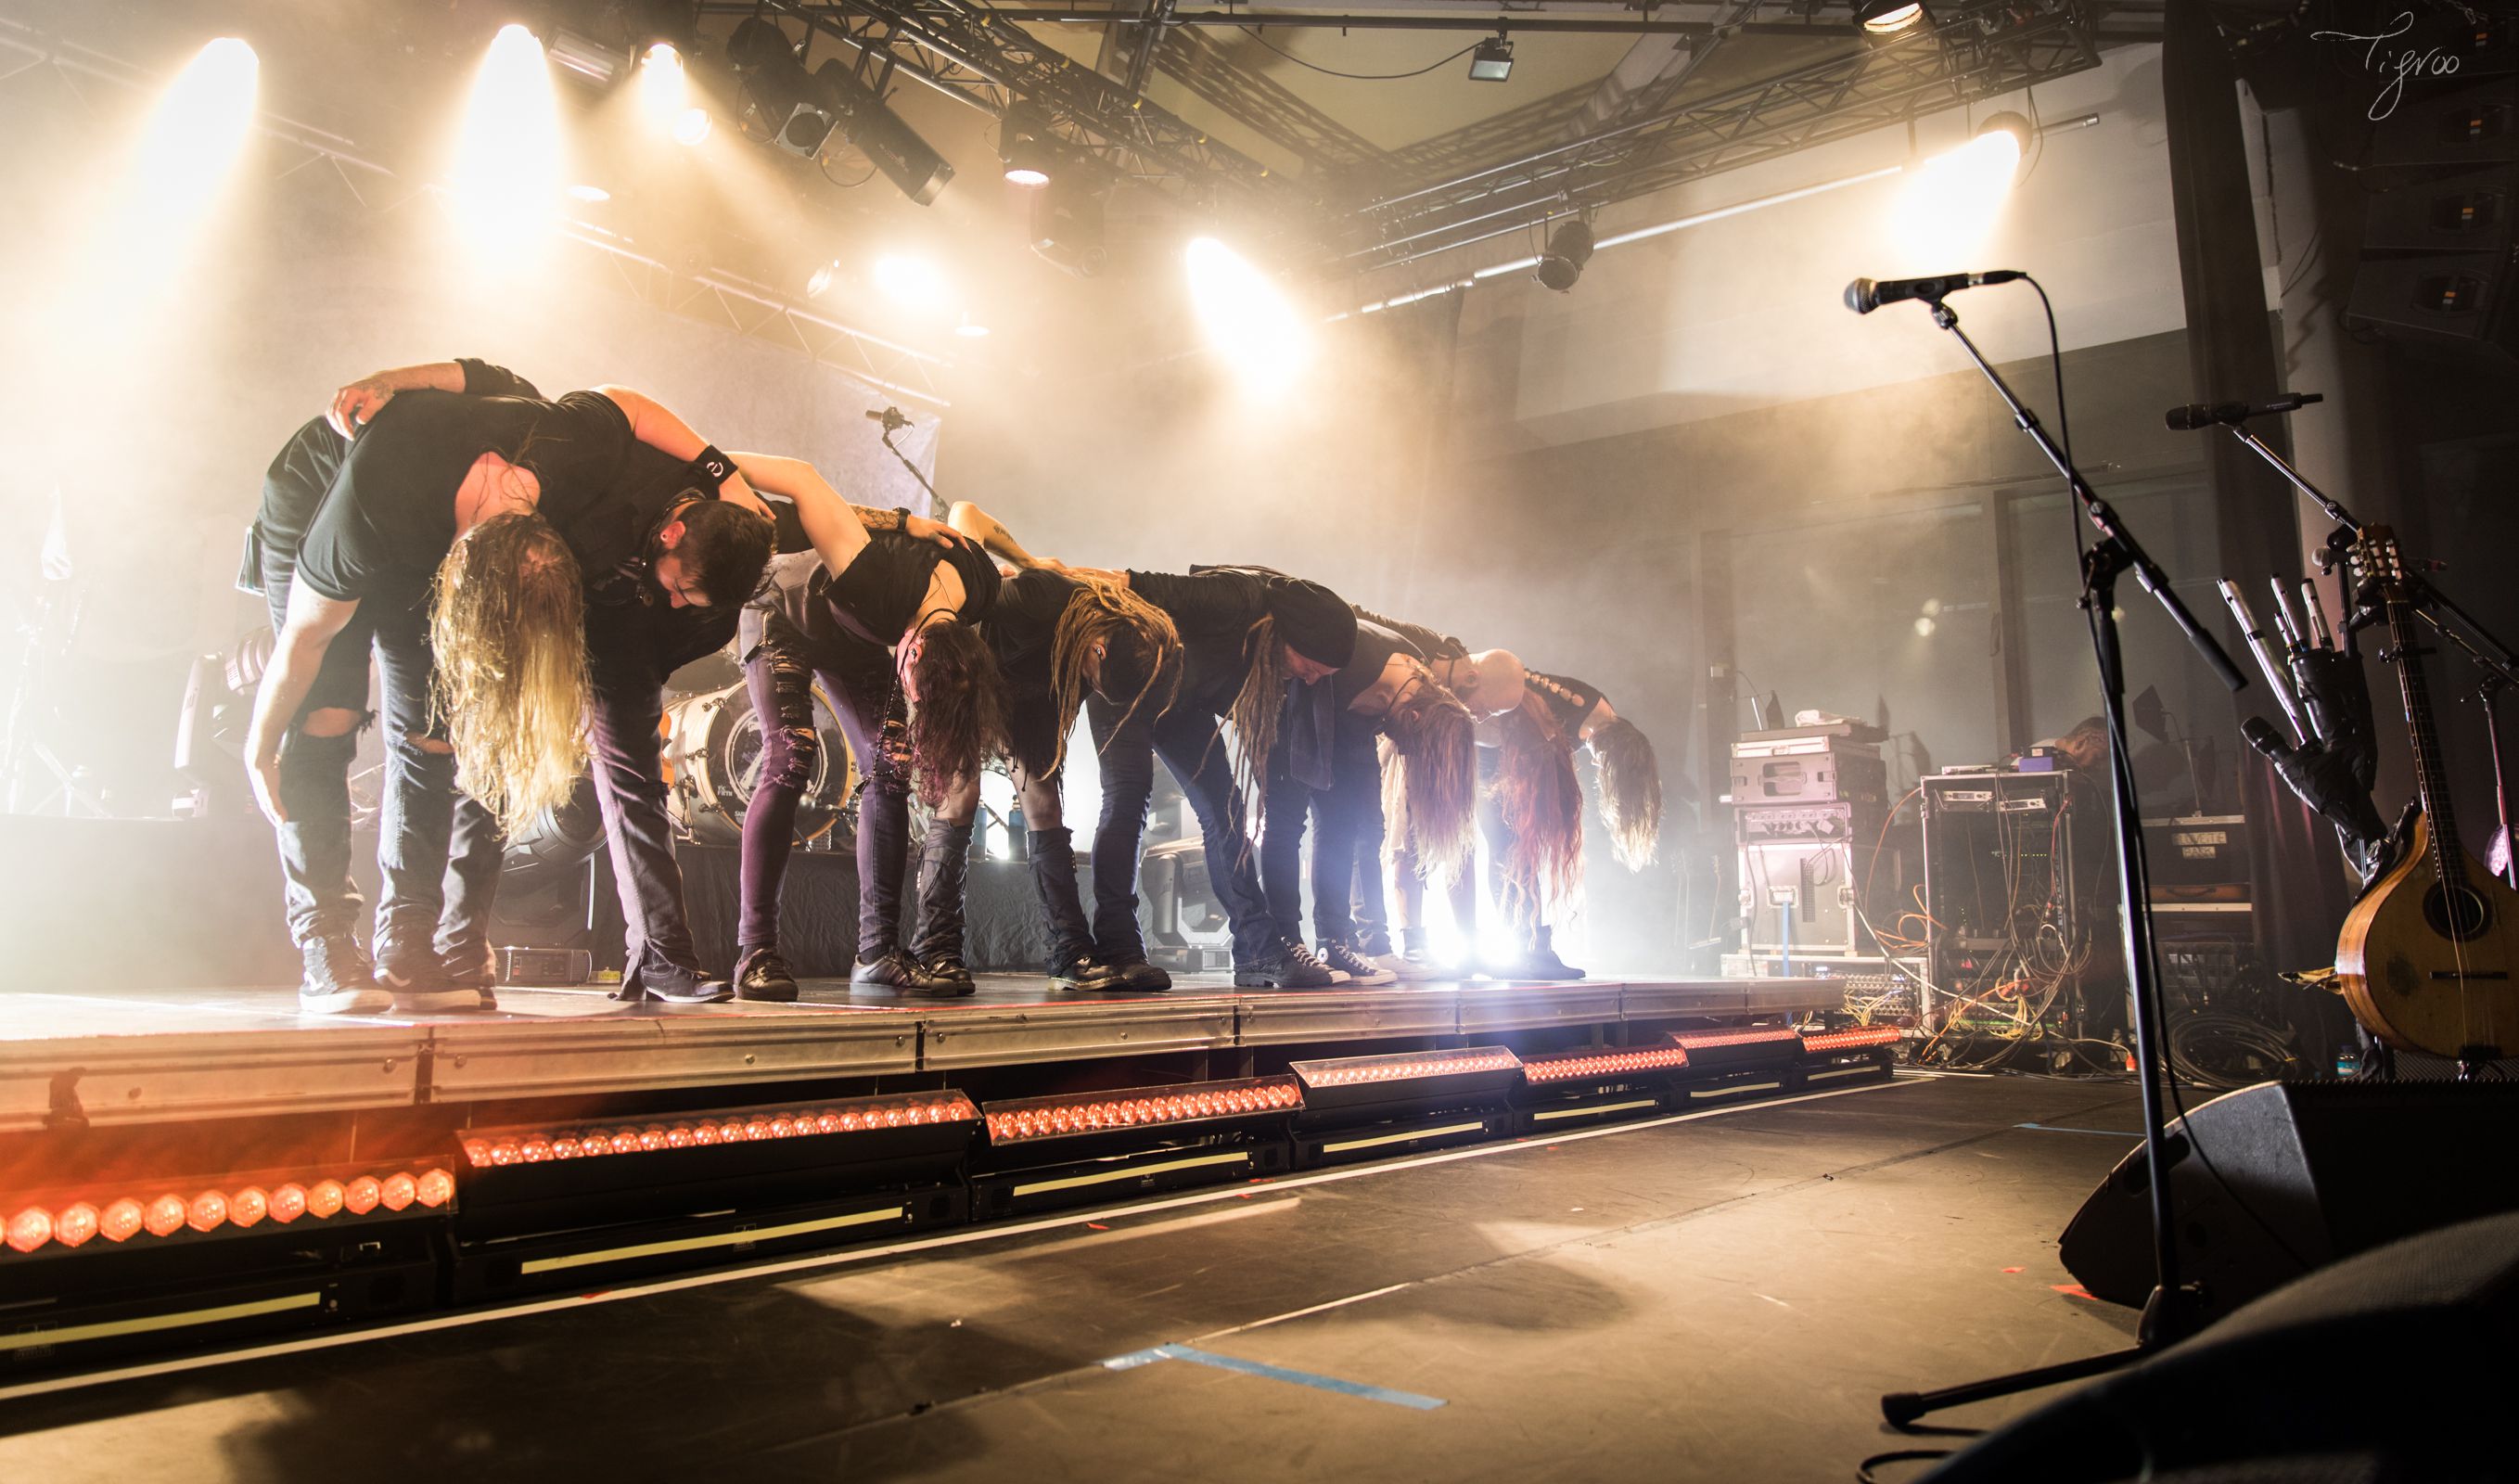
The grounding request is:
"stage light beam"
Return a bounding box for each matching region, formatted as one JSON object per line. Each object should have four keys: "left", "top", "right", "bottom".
{"left": 638, "top": 43, "right": 688, "bottom": 130}
{"left": 874, "top": 254, "right": 949, "bottom": 313}
{"left": 1889, "top": 112, "right": 2028, "bottom": 263}
{"left": 1184, "top": 237, "right": 1311, "bottom": 395}
{"left": 450, "top": 24, "right": 563, "bottom": 258}
{"left": 126, "top": 37, "right": 261, "bottom": 218}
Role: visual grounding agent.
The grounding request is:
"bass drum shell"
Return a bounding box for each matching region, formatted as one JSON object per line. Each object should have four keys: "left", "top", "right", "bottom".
{"left": 661, "top": 682, "right": 856, "bottom": 849}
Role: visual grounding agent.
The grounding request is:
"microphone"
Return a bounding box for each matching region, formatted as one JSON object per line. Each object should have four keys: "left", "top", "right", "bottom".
{"left": 2241, "top": 714, "right": 2292, "bottom": 761}
{"left": 1843, "top": 270, "right": 2025, "bottom": 314}
{"left": 2164, "top": 392, "right": 2323, "bottom": 431}
{"left": 865, "top": 405, "right": 911, "bottom": 432}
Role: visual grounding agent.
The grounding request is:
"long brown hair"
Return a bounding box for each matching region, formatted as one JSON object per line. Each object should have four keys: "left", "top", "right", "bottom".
{"left": 1494, "top": 706, "right": 1585, "bottom": 927}
{"left": 905, "top": 619, "right": 1006, "bottom": 806}
{"left": 428, "top": 513, "right": 591, "bottom": 836}
{"left": 1048, "top": 575, "right": 1182, "bottom": 779}
{"left": 1226, "top": 613, "right": 1293, "bottom": 833}
{"left": 1383, "top": 685, "right": 1477, "bottom": 883}
{"left": 1592, "top": 716, "right": 1663, "bottom": 869}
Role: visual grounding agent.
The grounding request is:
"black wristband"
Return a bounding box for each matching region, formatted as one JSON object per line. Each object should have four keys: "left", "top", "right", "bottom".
{"left": 689, "top": 444, "right": 736, "bottom": 491}
{"left": 894, "top": 505, "right": 913, "bottom": 527}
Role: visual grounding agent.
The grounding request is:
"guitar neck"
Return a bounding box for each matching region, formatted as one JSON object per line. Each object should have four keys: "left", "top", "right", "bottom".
{"left": 2383, "top": 593, "right": 2464, "bottom": 879}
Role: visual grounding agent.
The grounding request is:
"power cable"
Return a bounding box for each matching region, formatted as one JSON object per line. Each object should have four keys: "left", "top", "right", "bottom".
{"left": 1234, "top": 27, "right": 1483, "bottom": 81}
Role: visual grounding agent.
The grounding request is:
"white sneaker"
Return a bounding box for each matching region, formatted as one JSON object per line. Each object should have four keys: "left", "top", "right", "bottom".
{"left": 1373, "top": 952, "right": 1439, "bottom": 982}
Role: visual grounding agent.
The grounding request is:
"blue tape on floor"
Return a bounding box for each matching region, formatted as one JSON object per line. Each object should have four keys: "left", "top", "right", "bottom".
{"left": 2014, "top": 1121, "right": 2143, "bottom": 1137}
{"left": 1101, "top": 1344, "right": 1446, "bottom": 1410}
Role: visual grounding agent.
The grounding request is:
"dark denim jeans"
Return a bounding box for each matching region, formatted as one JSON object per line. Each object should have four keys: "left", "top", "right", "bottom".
{"left": 1086, "top": 697, "right": 1276, "bottom": 966}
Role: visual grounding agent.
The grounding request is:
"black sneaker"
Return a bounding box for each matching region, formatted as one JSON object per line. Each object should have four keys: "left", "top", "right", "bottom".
{"left": 1318, "top": 938, "right": 1396, "bottom": 987}
{"left": 1052, "top": 953, "right": 1128, "bottom": 992}
{"left": 1234, "top": 938, "right": 1337, "bottom": 990}
{"left": 612, "top": 960, "right": 735, "bottom": 1005}
{"left": 299, "top": 936, "right": 393, "bottom": 1016}
{"left": 921, "top": 951, "right": 978, "bottom": 994}
{"left": 1519, "top": 943, "right": 1586, "bottom": 981}
{"left": 1104, "top": 956, "right": 1173, "bottom": 992}
{"left": 852, "top": 949, "right": 975, "bottom": 997}
{"left": 378, "top": 960, "right": 489, "bottom": 1015}
{"left": 734, "top": 947, "right": 799, "bottom": 1004}
{"left": 438, "top": 943, "right": 501, "bottom": 1011}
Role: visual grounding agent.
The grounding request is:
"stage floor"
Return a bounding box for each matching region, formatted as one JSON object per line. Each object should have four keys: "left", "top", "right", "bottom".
{"left": 0, "top": 973, "right": 1844, "bottom": 1127}
{"left": 0, "top": 1072, "right": 2147, "bottom": 1481}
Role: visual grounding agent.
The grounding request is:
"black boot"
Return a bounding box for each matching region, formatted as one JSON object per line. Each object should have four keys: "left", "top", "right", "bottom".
{"left": 911, "top": 821, "right": 978, "bottom": 992}
{"left": 298, "top": 935, "right": 392, "bottom": 1017}
{"left": 1029, "top": 827, "right": 1128, "bottom": 991}
{"left": 1522, "top": 926, "right": 1585, "bottom": 980}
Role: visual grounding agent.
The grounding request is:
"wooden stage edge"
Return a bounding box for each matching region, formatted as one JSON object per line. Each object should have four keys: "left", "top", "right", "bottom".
{"left": 0, "top": 974, "right": 1844, "bottom": 1131}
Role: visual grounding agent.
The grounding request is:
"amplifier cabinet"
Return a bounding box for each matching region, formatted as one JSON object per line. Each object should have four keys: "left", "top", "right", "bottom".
{"left": 1730, "top": 737, "right": 1887, "bottom": 807}
{"left": 1741, "top": 840, "right": 1905, "bottom": 956}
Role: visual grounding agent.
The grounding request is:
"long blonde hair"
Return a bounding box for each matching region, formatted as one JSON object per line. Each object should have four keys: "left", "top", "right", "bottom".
{"left": 1382, "top": 685, "right": 1477, "bottom": 883}
{"left": 1226, "top": 613, "right": 1294, "bottom": 834}
{"left": 428, "top": 513, "right": 591, "bottom": 836}
{"left": 1049, "top": 575, "right": 1182, "bottom": 779}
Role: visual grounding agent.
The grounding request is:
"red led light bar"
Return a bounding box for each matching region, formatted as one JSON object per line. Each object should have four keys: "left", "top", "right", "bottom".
{"left": 1668, "top": 1028, "right": 1802, "bottom": 1050}
{"left": 461, "top": 1091, "right": 980, "bottom": 1169}
{"left": 2, "top": 1164, "right": 454, "bottom": 1258}
{"left": 983, "top": 1077, "right": 1300, "bottom": 1145}
{"left": 1520, "top": 1045, "right": 1693, "bottom": 1084}
{"left": 1797, "top": 1026, "right": 1905, "bottom": 1053}
{"left": 1292, "top": 1045, "right": 1522, "bottom": 1089}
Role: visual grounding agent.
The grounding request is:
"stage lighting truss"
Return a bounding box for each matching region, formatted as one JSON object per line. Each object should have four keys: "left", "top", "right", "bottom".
{"left": 1, "top": 1163, "right": 454, "bottom": 1259}
{"left": 1519, "top": 1044, "right": 1693, "bottom": 1086}
{"left": 462, "top": 1092, "right": 978, "bottom": 1168}
{"left": 1343, "top": 0, "right": 2098, "bottom": 273}
{"left": 981, "top": 1077, "right": 1301, "bottom": 1146}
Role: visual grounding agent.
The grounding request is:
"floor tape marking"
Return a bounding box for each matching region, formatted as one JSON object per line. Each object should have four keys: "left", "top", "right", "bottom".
{"left": 2014, "top": 1121, "right": 2143, "bottom": 1137}
{"left": 1101, "top": 1344, "right": 1445, "bottom": 1410}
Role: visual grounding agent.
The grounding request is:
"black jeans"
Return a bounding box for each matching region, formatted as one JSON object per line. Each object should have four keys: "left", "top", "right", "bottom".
{"left": 256, "top": 418, "right": 499, "bottom": 968}
{"left": 739, "top": 612, "right": 910, "bottom": 961}
{"left": 1304, "top": 716, "right": 1383, "bottom": 945}
{"left": 1087, "top": 697, "right": 1276, "bottom": 966}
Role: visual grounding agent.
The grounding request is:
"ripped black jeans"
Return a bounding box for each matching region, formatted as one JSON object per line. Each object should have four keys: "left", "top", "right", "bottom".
{"left": 738, "top": 611, "right": 909, "bottom": 960}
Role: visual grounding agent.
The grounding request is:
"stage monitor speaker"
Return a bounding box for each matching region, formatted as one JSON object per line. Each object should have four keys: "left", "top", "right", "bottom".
{"left": 2058, "top": 1079, "right": 2519, "bottom": 1328}
{"left": 2359, "top": 165, "right": 2515, "bottom": 253}
{"left": 1923, "top": 1210, "right": 2519, "bottom": 1482}
{"left": 2368, "top": 78, "right": 2519, "bottom": 171}
{"left": 2343, "top": 249, "right": 2518, "bottom": 362}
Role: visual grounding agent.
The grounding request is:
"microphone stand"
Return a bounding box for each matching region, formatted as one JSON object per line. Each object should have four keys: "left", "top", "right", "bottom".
{"left": 1879, "top": 296, "right": 2249, "bottom": 1427}
{"left": 869, "top": 406, "right": 943, "bottom": 514}
{"left": 2219, "top": 418, "right": 2519, "bottom": 889}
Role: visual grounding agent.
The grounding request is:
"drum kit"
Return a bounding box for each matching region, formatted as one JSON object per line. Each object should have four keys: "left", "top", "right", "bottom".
{"left": 659, "top": 680, "right": 857, "bottom": 849}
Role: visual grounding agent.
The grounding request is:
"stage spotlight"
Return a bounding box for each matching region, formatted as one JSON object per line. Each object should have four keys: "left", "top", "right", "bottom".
{"left": 806, "top": 261, "right": 838, "bottom": 298}
{"left": 567, "top": 183, "right": 611, "bottom": 203}
{"left": 638, "top": 42, "right": 686, "bottom": 127}
{"left": 547, "top": 27, "right": 630, "bottom": 87}
{"left": 954, "top": 314, "right": 991, "bottom": 339}
{"left": 727, "top": 16, "right": 836, "bottom": 157}
{"left": 1890, "top": 110, "right": 2028, "bottom": 260}
{"left": 874, "top": 254, "right": 949, "bottom": 313}
{"left": 1468, "top": 33, "right": 1515, "bottom": 82}
{"left": 1000, "top": 102, "right": 1054, "bottom": 187}
{"left": 1534, "top": 217, "right": 1594, "bottom": 292}
{"left": 813, "top": 59, "right": 956, "bottom": 206}
{"left": 1184, "top": 237, "right": 1311, "bottom": 394}
{"left": 452, "top": 24, "right": 562, "bottom": 249}
{"left": 671, "top": 107, "right": 712, "bottom": 146}
{"left": 1855, "top": 2, "right": 1927, "bottom": 33}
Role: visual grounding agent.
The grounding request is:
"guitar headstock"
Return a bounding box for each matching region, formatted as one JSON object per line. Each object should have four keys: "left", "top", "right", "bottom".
{"left": 2346, "top": 525, "right": 2408, "bottom": 595}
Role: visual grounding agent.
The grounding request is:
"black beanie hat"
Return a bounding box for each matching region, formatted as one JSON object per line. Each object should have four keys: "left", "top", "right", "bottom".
{"left": 1266, "top": 578, "right": 1358, "bottom": 670}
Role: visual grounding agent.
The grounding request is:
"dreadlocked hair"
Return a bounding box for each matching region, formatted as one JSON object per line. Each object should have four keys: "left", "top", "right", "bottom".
{"left": 905, "top": 619, "right": 1007, "bottom": 807}
{"left": 1592, "top": 716, "right": 1664, "bottom": 869}
{"left": 1493, "top": 706, "right": 1585, "bottom": 928}
{"left": 1383, "top": 687, "right": 1477, "bottom": 883}
{"left": 428, "top": 513, "right": 591, "bottom": 836}
{"left": 1225, "top": 613, "right": 1294, "bottom": 830}
{"left": 1046, "top": 575, "right": 1182, "bottom": 780}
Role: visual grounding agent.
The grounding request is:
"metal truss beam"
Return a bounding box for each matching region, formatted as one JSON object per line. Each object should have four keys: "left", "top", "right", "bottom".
{"left": 725, "top": 2, "right": 1327, "bottom": 228}
{"left": 1340, "top": 3, "right": 2103, "bottom": 273}
{"left": 1148, "top": 26, "right": 1388, "bottom": 177}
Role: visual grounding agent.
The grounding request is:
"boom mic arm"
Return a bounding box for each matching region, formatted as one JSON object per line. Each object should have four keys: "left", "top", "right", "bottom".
{"left": 2164, "top": 392, "right": 2323, "bottom": 430}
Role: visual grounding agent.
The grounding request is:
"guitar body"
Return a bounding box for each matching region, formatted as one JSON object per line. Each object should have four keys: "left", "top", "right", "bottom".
{"left": 2335, "top": 811, "right": 2519, "bottom": 1059}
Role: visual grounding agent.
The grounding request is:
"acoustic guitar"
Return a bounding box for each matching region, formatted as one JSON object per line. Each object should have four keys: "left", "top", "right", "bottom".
{"left": 2333, "top": 527, "right": 2519, "bottom": 1065}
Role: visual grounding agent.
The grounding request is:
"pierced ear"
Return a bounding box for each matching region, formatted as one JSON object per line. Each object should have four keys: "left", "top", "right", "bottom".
{"left": 659, "top": 520, "right": 687, "bottom": 550}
